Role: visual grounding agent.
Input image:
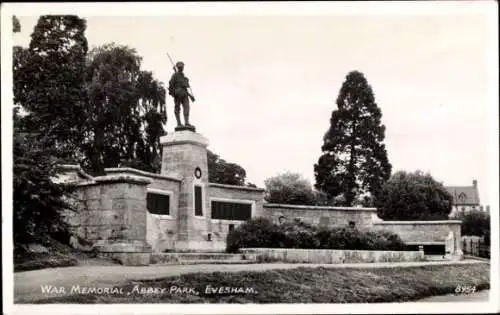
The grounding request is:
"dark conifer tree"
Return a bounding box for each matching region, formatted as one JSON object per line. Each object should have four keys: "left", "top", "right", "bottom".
{"left": 314, "top": 71, "right": 392, "bottom": 206}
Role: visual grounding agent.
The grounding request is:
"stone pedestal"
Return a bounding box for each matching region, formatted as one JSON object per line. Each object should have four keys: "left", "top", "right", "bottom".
{"left": 175, "top": 125, "right": 196, "bottom": 132}
{"left": 160, "top": 130, "right": 210, "bottom": 251}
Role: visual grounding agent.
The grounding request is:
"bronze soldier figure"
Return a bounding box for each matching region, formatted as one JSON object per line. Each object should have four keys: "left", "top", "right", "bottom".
{"left": 168, "top": 61, "right": 195, "bottom": 129}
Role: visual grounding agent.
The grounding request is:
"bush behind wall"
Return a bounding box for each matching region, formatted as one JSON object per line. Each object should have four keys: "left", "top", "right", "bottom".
{"left": 226, "top": 217, "right": 407, "bottom": 253}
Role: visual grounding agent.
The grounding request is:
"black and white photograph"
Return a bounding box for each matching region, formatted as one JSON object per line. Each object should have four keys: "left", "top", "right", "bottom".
{"left": 2, "top": 2, "right": 499, "bottom": 314}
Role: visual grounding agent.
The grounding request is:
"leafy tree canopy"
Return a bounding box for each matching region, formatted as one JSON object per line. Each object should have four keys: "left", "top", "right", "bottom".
{"left": 81, "top": 43, "right": 166, "bottom": 175}
{"left": 375, "top": 170, "right": 454, "bottom": 221}
{"left": 15, "top": 15, "right": 88, "bottom": 161}
{"left": 264, "top": 172, "right": 316, "bottom": 205}
{"left": 207, "top": 150, "right": 247, "bottom": 186}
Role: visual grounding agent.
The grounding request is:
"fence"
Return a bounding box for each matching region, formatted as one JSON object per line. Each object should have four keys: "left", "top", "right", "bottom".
{"left": 479, "top": 244, "right": 490, "bottom": 259}
{"left": 461, "top": 235, "right": 490, "bottom": 259}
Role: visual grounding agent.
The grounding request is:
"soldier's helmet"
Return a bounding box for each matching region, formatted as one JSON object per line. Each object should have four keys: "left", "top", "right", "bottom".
{"left": 176, "top": 61, "right": 184, "bottom": 68}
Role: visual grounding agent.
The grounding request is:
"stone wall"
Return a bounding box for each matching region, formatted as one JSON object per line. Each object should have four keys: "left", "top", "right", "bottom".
{"left": 64, "top": 174, "right": 153, "bottom": 265}
{"left": 262, "top": 204, "right": 378, "bottom": 228}
{"left": 105, "top": 168, "right": 185, "bottom": 253}
{"left": 57, "top": 162, "right": 463, "bottom": 261}
{"left": 207, "top": 183, "right": 266, "bottom": 251}
{"left": 67, "top": 177, "right": 149, "bottom": 243}
{"left": 372, "top": 220, "right": 462, "bottom": 259}
{"left": 240, "top": 248, "right": 424, "bottom": 264}
{"left": 372, "top": 220, "right": 461, "bottom": 245}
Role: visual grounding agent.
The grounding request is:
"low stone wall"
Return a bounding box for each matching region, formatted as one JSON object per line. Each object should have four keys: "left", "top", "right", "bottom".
{"left": 150, "top": 252, "right": 256, "bottom": 264}
{"left": 372, "top": 220, "right": 463, "bottom": 260}
{"left": 207, "top": 183, "right": 266, "bottom": 248}
{"left": 372, "top": 220, "right": 461, "bottom": 246}
{"left": 240, "top": 248, "right": 424, "bottom": 264}
{"left": 262, "top": 204, "right": 378, "bottom": 228}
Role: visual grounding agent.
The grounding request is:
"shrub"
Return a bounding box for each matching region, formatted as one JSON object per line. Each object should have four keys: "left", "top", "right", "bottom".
{"left": 227, "top": 218, "right": 407, "bottom": 252}
{"left": 375, "top": 170, "right": 454, "bottom": 221}
{"left": 226, "top": 218, "right": 282, "bottom": 253}
{"left": 315, "top": 228, "right": 406, "bottom": 251}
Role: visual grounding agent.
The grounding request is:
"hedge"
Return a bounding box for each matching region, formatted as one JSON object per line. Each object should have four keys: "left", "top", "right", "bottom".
{"left": 227, "top": 217, "right": 407, "bottom": 253}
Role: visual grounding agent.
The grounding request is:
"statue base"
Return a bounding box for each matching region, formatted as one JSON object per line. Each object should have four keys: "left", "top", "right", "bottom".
{"left": 175, "top": 125, "right": 196, "bottom": 132}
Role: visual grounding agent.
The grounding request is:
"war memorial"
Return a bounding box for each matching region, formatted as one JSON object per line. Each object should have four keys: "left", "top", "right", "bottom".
{"left": 54, "top": 61, "right": 463, "bottom": 266}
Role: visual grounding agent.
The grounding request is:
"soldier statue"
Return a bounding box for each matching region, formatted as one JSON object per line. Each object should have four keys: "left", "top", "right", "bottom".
{"left": 168, "top": 61, "right": 196, "bottom": 131}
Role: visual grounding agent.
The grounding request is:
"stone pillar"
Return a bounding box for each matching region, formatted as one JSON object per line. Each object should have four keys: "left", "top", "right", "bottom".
{"left": 160, "top": 130, "right": 210, "bottom": 251}
{"left": 453, "top": 222, "right": 463, "bottom": 260}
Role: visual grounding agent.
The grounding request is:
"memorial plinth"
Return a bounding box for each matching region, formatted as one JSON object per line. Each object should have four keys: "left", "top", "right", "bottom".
{"left": 175, "top": 125, "right": 196, "bottom": 132}
{"left": 160, "top": 130, "right": 210, "bottom": 250}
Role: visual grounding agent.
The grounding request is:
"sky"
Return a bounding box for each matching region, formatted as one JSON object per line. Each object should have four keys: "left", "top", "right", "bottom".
{"left": 10, "top": 3, "right": 498, "bottom": 206}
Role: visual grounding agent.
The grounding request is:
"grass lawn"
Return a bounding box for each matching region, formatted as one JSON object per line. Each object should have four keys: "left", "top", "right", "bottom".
{"left": 34, "top": 263, "right": 489, "bottom": 303}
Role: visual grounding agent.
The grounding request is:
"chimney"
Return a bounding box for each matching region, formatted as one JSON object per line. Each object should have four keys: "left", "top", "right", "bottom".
{"left": 473, "top": 179, "right": 477, "bottom": 188}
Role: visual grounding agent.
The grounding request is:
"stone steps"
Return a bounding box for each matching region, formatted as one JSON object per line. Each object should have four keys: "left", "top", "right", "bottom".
{"left": 150, "top": 252, "right": 257, "bottom": 265}
{"left": 424, "top": 255, "right": 447, "bottom": 261}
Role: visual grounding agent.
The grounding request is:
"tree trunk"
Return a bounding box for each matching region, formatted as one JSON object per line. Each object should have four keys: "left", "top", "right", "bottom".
{"left": 346, "top": 122, "right": 357, "bottom": 206}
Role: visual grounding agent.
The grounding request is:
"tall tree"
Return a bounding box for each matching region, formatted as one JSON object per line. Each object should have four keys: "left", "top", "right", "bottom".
{"left": 82, "top": 43, "right": 166, "bottom": 175}
{"left": 12, "top": 16, "right": 79, "bottom": 249}
{"left": 314, "top": 71, "right": 391, "bottom": 206}
{"left": 18, "top": 15, "right": 88, "bottom": 160}
{"left": 13, "top": 16, "right": 29, "bottom": 109}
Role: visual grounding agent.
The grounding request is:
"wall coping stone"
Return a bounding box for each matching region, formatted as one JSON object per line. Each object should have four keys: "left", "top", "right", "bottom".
{"left": 87, "top": 174, "right": 152, "bottom": 185}
{"left": 241, "top": 248, "right": 421, "bottom": 254}
{"left": 55, "top": 164, "right": 94, "bottom": 180}
{"left": 74, "top": 179, "right": 98, "bottom": 187}
{"left": 406, "top": 241, "right": 446, "bottom": 245}
{"left": 263, "top": 203, "right": 377, "bottom": 212}
{"left": 209, "top": 182, "right": 265, "bottom": 192}
{"left": 105, "top": 167, "right": 182, "bottom": 182}
{"left": 374, "top": 220, "right": 462, "bottom": 225}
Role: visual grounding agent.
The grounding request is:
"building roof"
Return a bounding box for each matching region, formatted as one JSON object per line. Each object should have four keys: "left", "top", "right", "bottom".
{"left": 445, "top": 186, "right": 480, "bottom": 205}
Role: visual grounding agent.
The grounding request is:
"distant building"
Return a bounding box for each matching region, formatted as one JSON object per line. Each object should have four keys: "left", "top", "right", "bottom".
{"left": 446, "top": 179, "right": 481, "bottom": 216}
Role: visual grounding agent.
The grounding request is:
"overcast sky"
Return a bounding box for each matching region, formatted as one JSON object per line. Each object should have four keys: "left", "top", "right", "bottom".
{"left": 11, "top": 3, "right": 498, "bottom": 205}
